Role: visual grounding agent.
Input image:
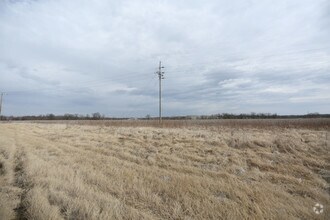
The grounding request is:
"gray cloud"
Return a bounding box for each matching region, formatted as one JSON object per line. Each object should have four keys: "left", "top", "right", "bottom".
{"left": 0, "top": 0, "right": 329, "bottom": 117}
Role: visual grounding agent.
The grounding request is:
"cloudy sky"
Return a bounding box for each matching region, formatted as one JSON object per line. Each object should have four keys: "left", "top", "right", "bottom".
{"left": 0, "top": 0, "right": 329, "bottom": 117}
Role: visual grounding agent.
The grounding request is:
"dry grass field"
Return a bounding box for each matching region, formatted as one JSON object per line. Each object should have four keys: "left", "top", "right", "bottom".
{"left": 0, "top": 121, "right": 329, "bottom": 219}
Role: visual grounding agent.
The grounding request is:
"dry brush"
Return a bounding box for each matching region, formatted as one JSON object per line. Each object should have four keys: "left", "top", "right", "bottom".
{"left": 0, "top": 122, "right": 329, "bottom": 219}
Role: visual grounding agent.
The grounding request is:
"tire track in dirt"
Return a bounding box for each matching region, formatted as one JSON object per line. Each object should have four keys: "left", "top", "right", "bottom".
{"left": 13, "top": 132, "right": 30, "bottom": 220}
{"left": 0, "top": 126, "right": 22, "bottom": 219}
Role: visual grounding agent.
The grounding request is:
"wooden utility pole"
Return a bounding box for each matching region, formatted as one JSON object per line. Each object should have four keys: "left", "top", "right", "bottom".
{"left": 156, "top": 61, "right": 164, "bottom": 123}
{"left": 0, "top": 92, "right": 6, "bottom": 120}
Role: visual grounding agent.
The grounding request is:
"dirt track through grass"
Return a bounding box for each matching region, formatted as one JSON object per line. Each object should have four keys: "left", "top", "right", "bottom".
{"left": 0, "top": 126, "right": 22, "bottom": 219}
{"left": 0, "top": 122, "right": 329, "bottom": 219}
{"left": 13, "top": 144, "right": 29, "bottom": 220}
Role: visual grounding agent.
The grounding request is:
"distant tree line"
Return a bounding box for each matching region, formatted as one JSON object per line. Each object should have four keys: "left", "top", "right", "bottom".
{"left": 2, "top": 112, "right": 107, "bottom": 121}
{"left": 160, "top": 112, "right": 330, "bottom": 120}
{"left": 1, "top": 112, "right": 329, "bottom": 121}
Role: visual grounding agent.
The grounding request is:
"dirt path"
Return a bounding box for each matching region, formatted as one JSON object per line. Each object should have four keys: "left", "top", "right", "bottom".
{"left": 0, "top": 127, "right": 29, "bottom": 219}
{"left": 13, "top": 144, "right": 29, "bottom": 220}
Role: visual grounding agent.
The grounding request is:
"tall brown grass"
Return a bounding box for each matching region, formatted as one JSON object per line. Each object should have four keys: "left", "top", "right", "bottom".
{"left": 0, "top": 122, "right": 329, "bottom": 219}
{"left": 26, "top": 118, "right": 330, "bottom": 130}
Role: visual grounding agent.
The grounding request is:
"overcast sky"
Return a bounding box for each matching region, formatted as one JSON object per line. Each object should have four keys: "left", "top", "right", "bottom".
{"left": 0, "top": 0, "right": 329, "bottom": 117}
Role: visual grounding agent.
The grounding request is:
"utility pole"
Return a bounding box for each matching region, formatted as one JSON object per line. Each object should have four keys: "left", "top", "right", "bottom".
{"left": 156, "top": 61, "right": 165, "bottom": 123}
{"left": 0, "top": 92, "right": 6, "bottom": 121}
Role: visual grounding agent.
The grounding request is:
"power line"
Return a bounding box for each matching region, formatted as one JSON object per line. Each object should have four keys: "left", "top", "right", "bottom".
{"left": 148, "top": 45, "right": 330, "bottom": 61}
{"left": 4, "top": 71, "right": 154, "bottom": 95}
{"left": 2, "top": 46, "right": 328, "bottom": 95}
{"left": 0, "top": 46, "right": 328, "bottom": 110}
{"left": 2, "top": 56, "right": 328, "bottom": 97}
{"left": 165, "top": 52, "right": 330, "bottom": 73}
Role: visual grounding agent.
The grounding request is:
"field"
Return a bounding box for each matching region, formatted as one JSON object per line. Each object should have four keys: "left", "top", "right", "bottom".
{"left": 0, "top": 120, "right": 329, "bottom": 219}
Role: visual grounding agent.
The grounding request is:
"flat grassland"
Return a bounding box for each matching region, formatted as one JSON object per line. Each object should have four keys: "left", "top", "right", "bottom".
{"left": 0, "top": 121, "right": 329, "bottom": 219}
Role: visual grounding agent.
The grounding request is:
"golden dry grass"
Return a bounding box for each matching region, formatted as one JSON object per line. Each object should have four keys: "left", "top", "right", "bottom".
{"left": 0, "top": 122, "right": 329, "bottom": 219}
